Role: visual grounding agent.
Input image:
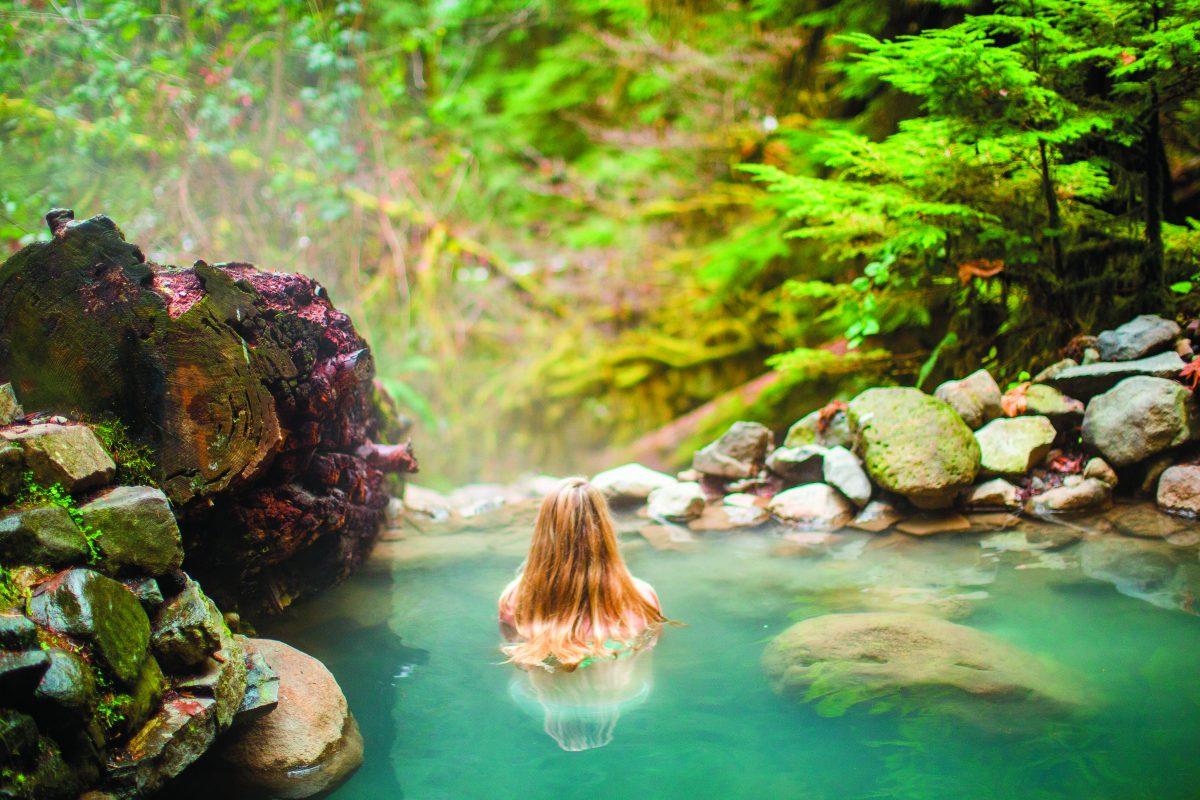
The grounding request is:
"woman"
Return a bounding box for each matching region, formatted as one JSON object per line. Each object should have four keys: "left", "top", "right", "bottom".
{"left": 499, "top": 476, "right": 666, "bottom": 672}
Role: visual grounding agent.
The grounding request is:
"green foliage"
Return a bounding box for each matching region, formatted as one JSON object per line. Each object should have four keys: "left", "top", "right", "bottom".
{"left": 16, "top": 474, "right": 102, "bottom": 564}
{"left": 91, "top": 419, "right": 158, "bottom": 487}
{"left": 0, "top": 565, "right": 24, "bottom": 610}
{"left": 95, "top": 694, "right": 128, "bottom": 732}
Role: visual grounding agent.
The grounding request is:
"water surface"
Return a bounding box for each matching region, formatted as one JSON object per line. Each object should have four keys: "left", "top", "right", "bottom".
{"left": 265, "top": 504, "right": 1200, "bottom": 800}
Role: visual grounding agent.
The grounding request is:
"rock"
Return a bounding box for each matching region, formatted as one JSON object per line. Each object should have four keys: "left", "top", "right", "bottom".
{"left": 1021, "top": 384, "right": 1085, "bottom": 424}
{"left": 1097, "top": 314, "right": 1181, "bottom": 361}
{"left": 762, "top": 612, "right": 1084, "bottom": 723}
{"left": 767, "top": 484, "right": 855, "bottom": 530}
{"left": 114, "top": 648, "right": 165, "bottom": 738}
{"left": 34, "top": 648, "right": 96, "bottom": 716}
{"left": 636, "top": 524, "right": 695, "bottom": 551}
{"left": 0, "top": 649, "right": 50, "bottom": 695}
{"left": 693, "top": 421, "right": 773, "bottom": 479}
{"left": 821, "top": 447, "right": 871, "bottom": 507}
{"left": 771, "top": 531, "right": 836, "bottom": 557}
{"left": 217, "top": 639, "right": 363, "bottom": 798}
{"left": 151, "top": 579, "right": 225, "bottom": 670}
{"left": 0, "top": 709, "right": 38, "bottom": 764}
{"left": 0, "top": 424, "right": 115, "bottom": 493}
{"left": 1032, "top": 358, "right": 1078, "bottom": 384}
{"left": 1043, "top": 351, "right": 1185, "bottom": 401}
{"left": 848, "top": 498, "right": 903, "bottom": 532}
{"left": 765, "top": 445, "right": 825, "bottom": 483}
{"left": 963, "top": 478, "right": 1021, "bottom": 510}
{"left": 0, "top": 443, "right": 22, "bottom": 497}
{"left": 895, "top": 513, "right": 972, "bottom": 536}
{"left": 233, "top": 641, "right": 280, "bottom": 725}
{"left": 1156, "top": 464, "right": 1200, "bottom": 516}
{"left": 123, "top": 577, "right": 164, "bottom": 611}
{"left": 1079, "top": 536, "right": 1179, "bottom": 602}
{"left": 0, "top": 506, "right": 88, "bottom": 566}
{"left": 975, "top": 416, "right": 1057, "bottom": 477}
{"left": 784, "top": 407, "right": 854, "bottom": 449}
{"left": 1, "top": 732, "right": 77, "bottom": 800}
{"left": 77, "top": 486, "right": 184, "bottom": 576}
{"left": 848, "top": 388, "right": 980, "bottom": 509}
{"left": 107, "top": 696, "right": 218, "bottom": 797}
{"left": 1082, "top": 376, "right": 1196, "bottom": 467}
{"left": 27, "top": 568, "right": 151, "bottom": 686}
{"left": 647, "top": 482, "right": 705, "bottom": 522}
{"left": 687, "top": 502, "right": 768, "bottom": 531}
{"left": 934, "top": 369, "right": 1002, "bottom": 429}
{"left": 402, "top": 484, "right": 453, "bottom": 521}
{"left": 590, "top": 463, "right": 676, "bottom": 502}
{"left": 1139, "top": 455, "right": 1174, "bottom": 495}
{"left": 0, "top": 384, "right": 22, "bottom": 425}
{"left": 0, "top": 612, "right": 36, "bottom": 649}
{"left": 1082, "top": 347, "right": 1101, "bottom": 364}
{"left": 172, "top": 626, "right": 247, "bottom": 731}
{"left": 1083, "top": 457, "right": 1118, "bottom": 487}
{"left": 1025, "top": 478, "right": 1112, "bottom": 516}
{"left": 1103, "top": 502, "right": 1190, "bottom": 539}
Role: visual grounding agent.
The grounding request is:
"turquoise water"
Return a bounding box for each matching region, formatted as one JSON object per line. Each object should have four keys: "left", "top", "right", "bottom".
{"left": 264, "top": 508, "right": 1200, "bottom": 800}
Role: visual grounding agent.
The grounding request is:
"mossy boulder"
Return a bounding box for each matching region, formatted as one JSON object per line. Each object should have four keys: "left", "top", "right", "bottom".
{"left": 762, "top": 612, "right": 1086, "bottom": 725}
{"left": 115, "top": 656, "right": 165, "bottom": 738}
{"left": 151, "top": 580, "right": 225, "bottom": 670}
{"left": 26, "top": 569, "right": 150, "bottom": 687}
{"left": 77, "top": 487, "right": 183, "bottom": 577}
{"left": 1082, "top": 376, "right": 1197, "bottom": 467}
{"left": 784, "top": 408, "right": 854, "bottom": 449}
{"left": 847, "top": 388, "right": 980, "bottom": 509}
{"left": 975, "top": 415, "right": 1057, "bottom": 477}
{"left": 0, "top": 424, "right": 115, "bottom": 493}
{"left": 0, "top": 506, "right": 88, "bottom": 567}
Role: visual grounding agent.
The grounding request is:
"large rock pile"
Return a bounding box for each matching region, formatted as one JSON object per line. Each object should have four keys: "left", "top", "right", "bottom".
{"left": 0, "top": 394, "right": 358, "bottom": 798}
{"left": 0, "top": 211, "right": 417, "bottom": 614}
{"left": 593, "top": 313, "right": 1200, "bottom": 536}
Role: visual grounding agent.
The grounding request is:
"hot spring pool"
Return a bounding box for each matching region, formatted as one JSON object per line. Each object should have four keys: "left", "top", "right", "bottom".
{"left": 261, "top": 504, "right": 1200, "bottom": 800}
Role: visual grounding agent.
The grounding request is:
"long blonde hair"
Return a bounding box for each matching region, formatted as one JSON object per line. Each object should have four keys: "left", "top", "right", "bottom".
{"left": 501, "top": 477, "right": 665, "bottom": 671}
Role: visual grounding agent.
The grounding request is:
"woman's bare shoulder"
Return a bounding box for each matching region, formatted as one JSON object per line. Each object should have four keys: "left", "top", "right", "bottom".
{"left": 632, "top": 577, "right": 661, "bottom": 610}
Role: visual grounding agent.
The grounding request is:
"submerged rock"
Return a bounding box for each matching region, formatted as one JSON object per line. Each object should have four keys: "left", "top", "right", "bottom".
{"left": 1097, "top": 314, "right": 1181, "bottom": 361}
{"left": 895, "top": 513, "right": 972, "bottom": 536}
{"left": 1082, "top": 376, "right": 1196, "bottom": 467}
{"left": 1156, "top": 464, "right": 1200, "bottom": 517}
{"left": 78, "top": 486, "right": 184, "bottom": 576}
{"left": 591, "top": 463, "right": 676, "bottom": 502}
{"left": 962, "top": 478, "right": 1021, "bottom": 511}
{"left": 1026, "top": 478, "right": 1112, "bottom": 516}
{"left": 217, "top": 638, "right": 363, "bottom": 799}
{"left": 975, "top": 415, "right": 1056, "bottom": 477}
{"left": 767, "top": 484, "right": 854, "bottom": 530}
{"left": 762, "top": 612, "right": 1085, "bottom": 724}
{"left": 934, "top": 369, "right": 1002, "bottom": 429}
{"left": 0, "top": 506, "right": 88, "bottom": 566}
{"left": 693, "top": 421, "right": 773, "bottom": 479}
{"left": 1043, "top": 351, "right": 1185, "bottom": 401}
{"left": 0, "top": 423, "right": 115, "bottom": 493}
{"left": 647, "top": 482, "right": 705, "bottom": 522}
{"left": 847, "top": 388, "right": 980, "bottom": 509}
{"left": 848, "top": 498, "right": 903, "bottom": 532}
{"left": 27, "top": 568, "right": 151, "bottom": 687}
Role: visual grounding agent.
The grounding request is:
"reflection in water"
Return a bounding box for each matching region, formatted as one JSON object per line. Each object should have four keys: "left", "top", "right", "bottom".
{"left": 508, "top": 645, "right": 655, "bottom": 751}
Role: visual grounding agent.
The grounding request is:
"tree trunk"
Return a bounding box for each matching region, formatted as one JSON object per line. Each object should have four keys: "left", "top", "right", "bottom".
{"left": 0, "top": 210, "right": 417, "bottom": 613}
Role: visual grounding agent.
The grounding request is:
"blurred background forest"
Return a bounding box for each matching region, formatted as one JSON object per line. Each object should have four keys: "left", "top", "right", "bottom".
{"left": 1, "top": 0, "right": 1199, "bottom": 485}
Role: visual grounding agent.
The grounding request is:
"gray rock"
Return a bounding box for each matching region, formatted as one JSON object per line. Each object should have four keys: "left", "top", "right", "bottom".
{"left": 765, "top": 445, "right": 825, "bottom": 483}
{"left": 0, "top": 423, "right": 115, "bottom": 493}
{"left": 848, "top": 498, "right": 903, "bottom": 532}
{"left": 78, "top": 486, "right": 184, "bottom": 576}
{"left": 1021, "top": 384, "right": 1085, "bottom": 425}
{"left": 590, "top": 463, "right": 676, "bottom": 502}
{"left": 762, "top": 612, "right": 1086, "bottom": 724}
{"left": 784, "top": 408, "right": 854, "bottom": 449}
{"left": 1082, "top": 376, "right": 1196, "bottom": 467}
{"left": 693, "top": 421, "right": 773, "bottom": 479}
{"left": 767, "top": 483, "right": 855, "bottom": 530}
{"left": 27, "top": 568, "right": 151, "bottom": 687}
{"left": 0, "top": 384, "right": 22, "bottom": 425}
{"left": 106, "top": 695, "right": 218, "bottom": 797}
{"left": 0, "top": 505, "right": 88, "bottom": 566}
{"left": 821, "top": 446, "right": 871, "bottom": 507}
{"left": 1097, "top": 314, "right": 1181, "bottom": 361}
{"left": 848, "top": 388, "right": 980, "bottom": 509}
{"left": 0, "top": 649, "right": 50, "bottom": 695}
{"left": 1032, "top": 358, "right": 1078, "bottom": 384}
{"left": 1083, "top": 457, "right": 1118, "bottom": 487}
{"left": 934, "top": 369, "right": 1002, "bottom": 429}
{"left": 123, "top": 577, "right": 164, "bottom": 611}
{"left": 234, "top": 640, "right": 280, "bottom": 725}
{"left": 1043, "top": 351, "right": 1184, "bottom": 401}
{"left": 963, "top": 478, "right": 1021, "bottom": 510}
{"left": 173, "top": 624, "right": 247, "bottom": 730}
{"left": 1156, "top": 464, "right": 1200, "bottom": 516}
{"left": 975, "top": 416, "right": 1057, "bottom": 477}
{"left": 646, "top": 481, "right": 705, "bottom": 522}
{"left": 1025, "top": 478, "right": 1112, "bottom": 516}
{"left": 0, "top": 612, "right": 36, "bottom": 649}
{"left": 35, "top": 647, "right": 96, "bottom": 715}
{"left": 151, "top": 579, "right": 226, "bottom": 670}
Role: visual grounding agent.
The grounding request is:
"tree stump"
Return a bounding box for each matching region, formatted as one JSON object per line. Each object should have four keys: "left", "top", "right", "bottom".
{"left": 0, "top": 211, "right": 416, "bottom": 612}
